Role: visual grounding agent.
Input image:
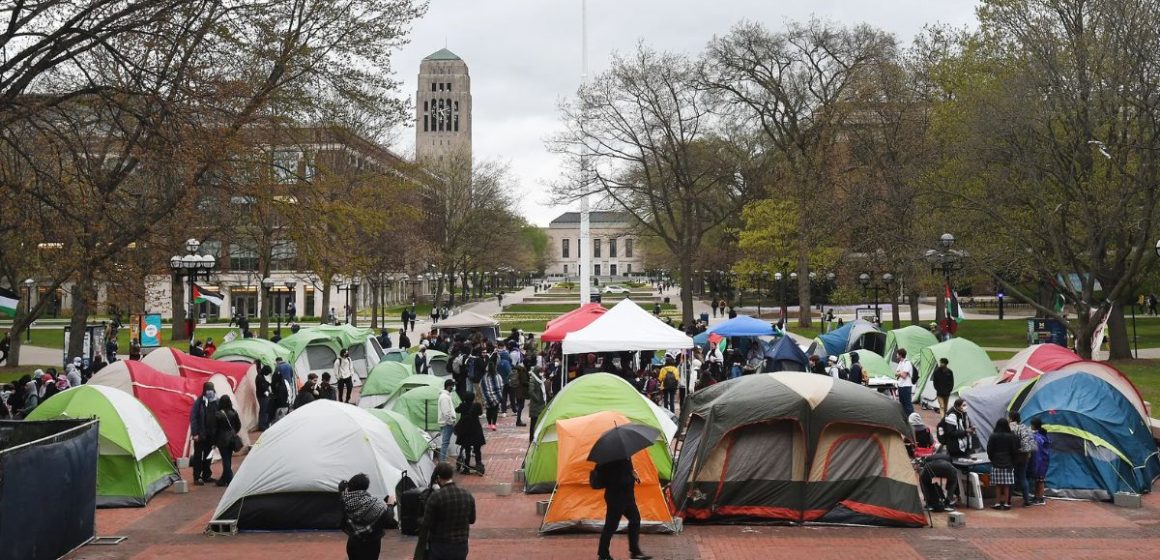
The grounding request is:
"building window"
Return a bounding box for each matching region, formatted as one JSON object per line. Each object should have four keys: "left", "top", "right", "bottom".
{"left": 610, "top": 264, "right": 617, "bottom": 276}
{"left": 594, "top": 239, "right": 601, "bottom": 258}
{"left": 438, "top": 82, "right": 444, "bottom": 91}
{"left": 609, "top": 238, "right": 617, "bottom": 258}
{"left": 454, "top": 101, "right": 459, "bottom": 132}
{"left": 304, "top": 286, "right": 315, "bottom": 318}
{"left": 595, "top": 264, "right": 601, "bottom": 276}
{"left": 563, "top": 264, "right": 568, "bottom": 274}
{"left": 272, "top": 149, "right": 300, "bottom": 183}
{"left": 626, "top": 264, "right": 632, "bottom": 275}
{"left": 431, "top": 82, "right": 436, "bottom": 92}
{"left": 562, "top": 238, "right": 569, "bottom": 258}
{"left": 625, "top": 238, "right": 633, "bottom": 258}
{"left": 447, "top": 82, "right": 452, "bottom": 92}
{"left": 228, "top": 244, "right": 258, "bottom": 272}
{"left": 423, "top": 114, "right": 429, "bottom": 132}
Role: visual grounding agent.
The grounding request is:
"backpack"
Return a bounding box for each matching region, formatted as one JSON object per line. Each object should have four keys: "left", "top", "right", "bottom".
{"left": 662, "top": 370, "right": 679, "bottom": 391}
{"left": 911, "top": 362, "right": 920, "bottom": 384}
{"left": 837, "top": 365, "right": 852, "bottom": 382}
{"left": 468, "top": 356, "right": 484, "bottom": 383}
{"left": 588, "top": 467, "right": 605, "bottom": 490}
{"left": 451, "top": 353, "right": 466, "bottom": 376}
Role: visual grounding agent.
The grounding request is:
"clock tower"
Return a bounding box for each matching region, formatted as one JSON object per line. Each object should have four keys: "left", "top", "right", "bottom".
{"left": 415, "top": 48, "right": 472, "bottom": 164}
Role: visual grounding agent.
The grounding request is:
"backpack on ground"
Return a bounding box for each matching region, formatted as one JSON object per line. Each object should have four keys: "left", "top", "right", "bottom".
{"left": 398, "top": 477, "right": 432, "bottom": 536}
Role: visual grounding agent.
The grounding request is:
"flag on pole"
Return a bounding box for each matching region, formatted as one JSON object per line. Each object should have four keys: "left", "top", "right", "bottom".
{"left": 193, "top": 284, "right": 223, "bottom": 307}
{"left": 0, "top": 287, "right": 19, "bottom": 318}
{"left": 945, "top": 283, "right": 964, "bottom": 321}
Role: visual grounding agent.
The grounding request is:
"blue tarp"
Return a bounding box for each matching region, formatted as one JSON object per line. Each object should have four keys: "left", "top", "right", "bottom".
{"left": 1020, "top": 372, "right": 1160, "bottom": 499}
{"left": 816, "top": 323, "right": 854, "bottom": 356}
{"left": 692, "top": 330, "right": 711, "bottom": 346}
{"left": 815, "top": 320, "right": 885, "bottom": 357}
{"left": 708, "top": 315, "right": 776, "bottom": 337}
{"left": 764, "top": 336, "right": 809, "bottom": 372}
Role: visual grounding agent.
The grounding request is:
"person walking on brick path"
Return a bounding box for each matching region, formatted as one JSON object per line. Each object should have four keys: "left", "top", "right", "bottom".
{"left": 335, "top": 348, "right": 355, "bottom": 402}
{"left": 213, "top": 395, "right": 242, "bottom": 486}
{"left": 528, "top": 365, "right": 547, "bottom": 442}
{"left": 894, "top": 349, "right": 916, "bottom": 417}
{"left": 480, "top": 360, "right": 504, "bottom": 431}
{"left": 454, "top": 392, "right": 486, "bottom": 475}
{"left": 417, "top": 462, "right": 475, "bottom": 560}
{"left": 658, "top": 357, "right": 680, "bottom": 413}
{"left": 594, "top": 458, "right": 652, "bottom": 560}
{"left": 438, "top": 379, "right": 457, "bottom": 462}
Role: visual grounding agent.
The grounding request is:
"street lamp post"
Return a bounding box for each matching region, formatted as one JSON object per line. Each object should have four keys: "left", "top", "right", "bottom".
{"left": 924, "top": 233, "right": 966, "bottom": 337}
{"left": 774, "top": 271, "right": 787, "bottom": 325}
{"left": 169, "top": 238, "right": 216, "bottom": 343}
{"left": 858, "top": 272, "right": 895, "bottom": 322}
{"left": 261, "top": 277, "right": 274, "bottom": 336}
{"left": 24, "top": 278, "right": 34, "bottom": 343}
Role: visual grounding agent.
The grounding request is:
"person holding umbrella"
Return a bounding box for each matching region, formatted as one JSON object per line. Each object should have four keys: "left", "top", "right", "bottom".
{"left": 589, "top": 424, "right": 657, "bottom": 560}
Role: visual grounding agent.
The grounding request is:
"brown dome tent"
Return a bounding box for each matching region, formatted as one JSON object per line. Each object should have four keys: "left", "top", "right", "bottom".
{"left": 670, "top": 372, "right": 925, "bottom": 527}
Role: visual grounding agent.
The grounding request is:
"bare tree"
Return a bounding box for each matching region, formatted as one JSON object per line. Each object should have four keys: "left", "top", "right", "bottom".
{"left": 704, "top": 19, "right": 897, "bottom": 327}
{"left": 549, "top": 44, "right": 760, "bottom": 326}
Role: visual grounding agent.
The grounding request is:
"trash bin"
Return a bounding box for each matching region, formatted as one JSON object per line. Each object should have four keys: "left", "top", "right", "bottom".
{"left": 663, "top": 297, "right": 670, "bottom": 304}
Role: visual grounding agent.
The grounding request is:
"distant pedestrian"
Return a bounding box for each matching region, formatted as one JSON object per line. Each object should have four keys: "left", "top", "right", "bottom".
{"left": 658, "top": 357, "right": 680, "bottom": 412}
{"left": 931, "top": 357, "right": 954, "bottom": 413}
{"left": 455, "top": 392, "right": 486, "bottom": 475}
{"left": 318, "top": 372, "right": 336, "bottom": 400}
{"left": 593, "top": 458, "right": 652, "bottom": 560}
{"left": 294, "top": 373, "right": 319, "bottom": 408}
{"left": 1009, "top": 411, "right": 1037, "bottom": 506}
{"left": 408, "top": 306, "right": 417, "bottom": 332}
{"left": 528, "top": 366, "right": 547, "bottom": 442}
{"left": 415, "top": 346, "right": 430, "bottom": 375}
{"left": 849, "top": 351, "right": 866, "bottom": 385}
{"left": 710, "top": 299, "right": 719, "bottom": 317}
{"left": 399, "top": 328, "right": 411, "bottom": 350}
{"left": 986, "top": 418, "right": 1020, "bottom": 510}
{"left": 1028, "top": 419, "right": 1051, "bottom": 505}
{"left": 189, "top": 382, "right": 219, "bottom": 485}
{"left": 894, "top": 349, "right": 916, "bottom": 417}
{"left": 256, "top": 363, "right": 272, "bottom": 430}
{"left": 335, "top": 349, "right": 354, "bottom": 402}
{"left": 340, "top": 473, "right": 396, "bottom": 560}
{"left": 480, "top": 364, "right": 503, "bottom": 431}
{"left": 204, "top": 337, "right": 217, "bottom": 358}
{"left": 418, "top": 462, "right": 475, "bottom": 560}
{"left": 438, "top": 379, "right": 457, "bottom": 462}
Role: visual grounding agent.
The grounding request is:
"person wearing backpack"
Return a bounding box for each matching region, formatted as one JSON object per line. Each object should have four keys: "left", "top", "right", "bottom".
{"left": 339, "top": 473, "right": 396, "bottom": 560}
{"left": 931, "top": 358, "right": 955, "bottom": 414}
{"left": 1009, "top": 411, "right": 1038, "bottom": 506}
{"left": 894, "top": 348, "right": 917, "bottom": 417}
{"left": 658, "top": 356, "right": 680, "bottom": 412}
{"left": 848, "top": 351, "right": 865, "bottom": 385}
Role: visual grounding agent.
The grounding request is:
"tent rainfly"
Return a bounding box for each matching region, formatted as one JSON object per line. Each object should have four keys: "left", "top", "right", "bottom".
{"left": 541, "top": 303, "right": 608, "bottom": 343}
{"left": 213, "top": 338, "right": 294, "bottom": 370}
{"left": 359, "top": 361, "right": 415, "bottom": 409}
{"left": 708, "top": 315, "right": 776, "bottom": 337}
{"left": 562, "top": 299, "right": 693, "bottom": 355}
{"left": 883, "top": 325, "right": 939, "bottom": 364}
{"left": 141, "top": 348, "right": 260, "bottom": 434}
{"left": 814, "top": 320, "right": 886, "bottom": 357}
{"left": 1001, "top": 344, "right": 1081, "bottom": 382}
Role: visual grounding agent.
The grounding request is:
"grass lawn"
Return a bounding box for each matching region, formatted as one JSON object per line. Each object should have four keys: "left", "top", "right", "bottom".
{"left": 0, "top": 367, "right": 38, "bottom": 384}
{"left": 955, "top": 316, "right": 1160, "bottom": 349}
{"left": 23, "top": 326, "right": 240, "bottom": 352}
{"left": 502, "top": 320, "right": 550, "bottom": 334}
{"left": 1107, "top": 360, "right": 1160, "bottom": 409}
{"left": 504, "top": 302, "right": 676, "bottom": 313}
{"left": 988, "top": 350, "right": 1018, "bottom": 361}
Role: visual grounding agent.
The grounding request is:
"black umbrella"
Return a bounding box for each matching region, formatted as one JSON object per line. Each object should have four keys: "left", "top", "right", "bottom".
{"left": 587, "top": 423, "right": 661, "bottom": 465}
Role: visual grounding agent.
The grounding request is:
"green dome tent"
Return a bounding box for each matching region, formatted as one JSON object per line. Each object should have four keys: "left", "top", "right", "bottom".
{"left": 883, "top": 325, "right": 939, "bottom": 364}
{"left": 358, "top": 361, "right": 414, "bottom": 409}
{"left": 302, "top": 324, "right": 374, "bottom": 349}
{"left": 839, "top": 349, "right": 893, "bottom": 379}
{"left": 27, "top": 385, "right": 180, "bottom": 507}
{"left": 214, "top": 338, "right": 294, "bottom": 369}
{"left": 389, "top": 384, "right": 460, "bottom": 432}
{"left": 523, "top": 373, "right": 677, "bottom": 494}
{"left": 365, "top": 408, "right": 435, "bottom": 464}
{"left": 915, "top": 338, "right": 997, "bottom": 405}
{"left": 278, "top": 331, "right": 344, "bottom": 383}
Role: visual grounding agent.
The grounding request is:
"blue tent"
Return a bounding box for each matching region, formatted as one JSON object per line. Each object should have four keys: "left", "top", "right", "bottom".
{"left": 1019, "top": 372, "right": 1160, "bottom": 500}
{"left": 764, "top": 336, "right": 809, "bottom": 372}
{"left": 708, "top": 315, "right": 776, "bottom": 337}
{"left": 814, "top": 320, "right": 886, "bottom": 357}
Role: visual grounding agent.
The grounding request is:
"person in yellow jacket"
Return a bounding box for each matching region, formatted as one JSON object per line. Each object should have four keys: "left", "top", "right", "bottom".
{"left": 658, "top": 357, "right": 681, "bottom": 412}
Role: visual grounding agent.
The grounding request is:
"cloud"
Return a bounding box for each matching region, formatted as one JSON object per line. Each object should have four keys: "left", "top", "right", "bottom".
{"left": 391, "top": 0, "right": 980, "bottom": 225}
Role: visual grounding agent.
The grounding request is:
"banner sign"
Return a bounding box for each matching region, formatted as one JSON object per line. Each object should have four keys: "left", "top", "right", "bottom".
{"left": 140, "top": 314, "right": 163, "bottom": 348}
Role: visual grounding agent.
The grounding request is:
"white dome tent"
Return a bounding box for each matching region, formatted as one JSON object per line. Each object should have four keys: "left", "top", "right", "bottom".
{"left": 210, "top": 400, "right": 428, "bottom": 530}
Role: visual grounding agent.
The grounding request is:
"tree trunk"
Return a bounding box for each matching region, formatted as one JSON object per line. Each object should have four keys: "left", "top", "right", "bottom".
{"left": 1036, "top": 280, "right": 1054, "bottom": 319}
{"left": 679, "top": 256, "right": 695, "bottom": 326}
{"left": 1107, "top": 300, "right": 1133, "bottom": 360}
{"left": 935, "top": 290, "right": 946, "bottom": 328}
{"left": 890, "top": 287, "right": 901, "bottom": 329}
{"left": 1073, "top": 305, "right": 1093, "bottom": 360}
{"left": 909, "top": 288, "right": 920, "bottom": 325}
{"left": 370, "top": 282, "right": 379, "bottom": 329}
{"left": 171, "top": 274, "right": 187, "bottom": 342}
{"left": 350, "top": 285, "right": 359, "bottom": 327}
{"left": 320, "top": 279, "right": 332, "bottom": 325}
{"left": 796, "top": 247, "right": 812, "bottom": 328}
{"left": 67, "top": 268, "right": 94, "bottom": 361}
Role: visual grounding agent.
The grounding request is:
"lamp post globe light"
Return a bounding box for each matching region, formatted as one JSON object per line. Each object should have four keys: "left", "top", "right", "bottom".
{"left": 170, "top": 239, "right": 216, "bottom": 342}
{"left": 925, "top": 233, "right": 966, "bottom": 338}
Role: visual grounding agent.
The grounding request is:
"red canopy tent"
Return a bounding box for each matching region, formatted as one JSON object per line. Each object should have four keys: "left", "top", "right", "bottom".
{"left": 541, "top": 303, "right": 608, "bottom": 343}
{"left": 88, "top": 360, "right": 208, "bottom": 459}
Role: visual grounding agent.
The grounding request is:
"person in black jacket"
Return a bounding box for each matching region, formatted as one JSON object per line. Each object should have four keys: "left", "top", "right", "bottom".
{"left": 938, "top": 399, "right": 975, "bottom": 458}
{"left": 398, "top": 328, "right": 411, "bottom": 350}
{"left": 214, "top": 395, "right": 242, "bottom": 486}
{"left": 931, "top": 358, "right": 954, "bottom": 414}
{"left": 454, "top": 393, "right": 486, "bottom": 475}
{"left": 595, "top": 459, "right": 652, "bottom": 560}
{"left": 189, "top": 382, "right": 219, "bottom": 485}
{"left": 986, "top": 418, "right": 1021, "bottom": 510}
{"left": 256, "top": 363, "right": 272, "bottom": 430}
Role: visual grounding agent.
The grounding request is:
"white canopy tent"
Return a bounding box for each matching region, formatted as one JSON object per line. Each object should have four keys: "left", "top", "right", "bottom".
{"left": 563, "top": 299, "right": 694, "bottom": 354}
{"left": 433, "top": 310, "right": 500, "bottom": 341}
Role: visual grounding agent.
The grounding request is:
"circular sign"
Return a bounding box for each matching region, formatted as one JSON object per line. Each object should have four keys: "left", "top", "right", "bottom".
{"left": 143, "top": 324, "right": 160, "bottom": 338}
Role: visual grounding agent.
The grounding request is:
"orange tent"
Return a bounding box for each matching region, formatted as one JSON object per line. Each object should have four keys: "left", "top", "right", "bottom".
{"left": 540, "top": 411, "right": 676, "bottom": 534}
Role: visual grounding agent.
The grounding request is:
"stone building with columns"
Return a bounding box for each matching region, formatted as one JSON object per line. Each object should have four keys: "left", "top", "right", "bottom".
{"left": 544, "top": 211, "right": 645, "bottom": 280}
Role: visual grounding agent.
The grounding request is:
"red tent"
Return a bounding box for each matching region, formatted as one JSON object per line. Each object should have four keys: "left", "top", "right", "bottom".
{"left": 88, "top": 360, "right": 203, "bottom": 459}
{"left": 1001, "top": 343, "right": 1081, "bottom": 382}
{"left": 541, "top": 303, "right": 608, "bottom": 343}
{"left": 142, "top": 348, "right": 259, "bottom": 434}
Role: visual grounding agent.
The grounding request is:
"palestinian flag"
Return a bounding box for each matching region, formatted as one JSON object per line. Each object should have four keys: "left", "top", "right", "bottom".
{"left": 946, "top": 283, "right": 964, "bottom": 321}
{"left": 0, "top": 287, "right": 19, "bottom": 318}
{"left": 193, "top": 284, "right": 223, "bottom": 307}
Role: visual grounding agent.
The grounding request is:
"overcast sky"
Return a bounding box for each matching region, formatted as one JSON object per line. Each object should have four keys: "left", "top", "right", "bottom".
{"left": 390, "top": 0, "right": 981, "bottom": 226}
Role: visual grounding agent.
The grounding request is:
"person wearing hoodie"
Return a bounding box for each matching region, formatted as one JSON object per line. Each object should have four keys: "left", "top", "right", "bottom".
{"left": 931, "top": 358, "right": 954, "bottom": 414}
{"left": 255, "top": 363, "right": 272, "bottom": 430}
{"left": 40, "top": 372, "right": 60, "bottom": 401}
{"left": 213, "top": 395, "right": 242, "bottom": 486}
{"left": 20, "top": 378, "right": 40, "bottom": 418}
{"left": 66, "top": 357, "right": 83, "bottom": 388}
{"left": 189, "top": 381, "right": 219, "bottom": 484}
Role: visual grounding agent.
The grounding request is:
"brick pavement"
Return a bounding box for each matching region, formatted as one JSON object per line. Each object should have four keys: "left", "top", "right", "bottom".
{"left": 64, "top": 402, "right": 1159, "bottom": 560}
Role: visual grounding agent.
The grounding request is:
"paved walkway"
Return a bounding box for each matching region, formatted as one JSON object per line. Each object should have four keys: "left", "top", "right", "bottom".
{"left": 64, "top": 396, "right": 1160, "bottom": 560}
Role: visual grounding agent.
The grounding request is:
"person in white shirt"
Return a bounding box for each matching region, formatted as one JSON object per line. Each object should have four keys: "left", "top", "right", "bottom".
{"left": 334, "top": 349, "right": 354, "bottom": 403}
{"left": 894, "top": 348, "right": 916, "bottom": 416}
{"left": 826, "top": 355, "right": 841, "bottom": 379}
{"left": 437, "top": 379, "right": 457, "bottom": 461}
